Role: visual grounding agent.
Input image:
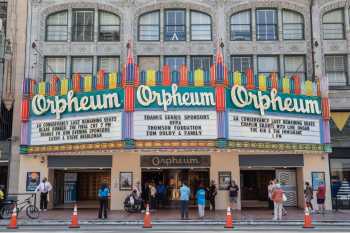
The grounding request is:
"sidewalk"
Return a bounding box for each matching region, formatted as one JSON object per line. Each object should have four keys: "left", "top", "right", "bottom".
{"left": 1, "top": 208, "right": 350, "bottom": 225}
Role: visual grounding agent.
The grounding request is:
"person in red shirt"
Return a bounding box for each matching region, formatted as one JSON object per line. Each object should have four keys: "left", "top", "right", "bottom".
{"left": 271, "top": 183, "right": 284, "bottom": 220}
{"left": 316, "top": 182, "right": 326, "bottom": 214}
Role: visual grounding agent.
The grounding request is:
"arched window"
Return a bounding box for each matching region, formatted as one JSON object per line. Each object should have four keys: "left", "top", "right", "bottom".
{"left": 256, "top": 9, "right": 278, "bottom": 41}
{"left": 323, "top": 9, "right": 344, "bottom": 40}
{"left": 283, "top": 10, "right": 304, "bottom": 40}
{"left": 230, "top": 10, "right": 251, "bottom": 41}
{"left": 46, "top": 11, "right": 68, "bottom": 41}
{"left": 99, "top": 11, "right": 120, "bottom": 41}
{"left": 190, "top": 11, "right": 211, "bottom": 41}
{"left": 138, "top": 11, "right": 160, "bottom": 41}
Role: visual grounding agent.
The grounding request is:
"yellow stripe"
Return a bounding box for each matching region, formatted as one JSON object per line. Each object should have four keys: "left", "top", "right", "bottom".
{"left": 194, "top": 69, "right": 204, "bottom": 86}
{"left": 282, "top": 77, "right": 290, "bottom": 94}
{"left": 258, "top": 74, "right": 267, "bottom": 91}
{"left": 233, "top": 71, "right": 241, "bottom": 86}
{"left": 305, "top": 80, "right": 313, "bottom": 96}
{"left": 146, "top": 69, "right": 156, "bottom": 86}
{"left": 109, "top": 72, "right": 117, "bottom": 89}
{"left": 84, "top": 75, "right": 92, "bottom": 92}
{"left": 61, "top": 79, "right": 69, "bottom": 95}
{"left": 38, "top": 81, "right": 46, "bottom": 95}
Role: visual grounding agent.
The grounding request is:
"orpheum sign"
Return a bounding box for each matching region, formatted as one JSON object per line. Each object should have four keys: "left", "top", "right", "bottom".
{"left": 140, "top": 155, "right": 211, "bottom": 168}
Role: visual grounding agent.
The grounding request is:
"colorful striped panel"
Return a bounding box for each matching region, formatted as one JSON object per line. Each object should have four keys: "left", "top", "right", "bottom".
{"left": 194, "top": 69, "right": 204, "bottom": 86}
{"left": 258, "top": 74, "right": 267, "bottom": 91}
{"left": 108, "top": 72, "right": 117, "bottom": 89}
{"left": 282, "top": 77, "right": 290, "bottom": 94}
{"left": 146, "top": 69, "right": 156, "bottom": 86}
{"left": 61, "top": 79, "right": 69, "bottom": 95}
{"left": 84, "top": 75, "right": 92, "bottom": 92}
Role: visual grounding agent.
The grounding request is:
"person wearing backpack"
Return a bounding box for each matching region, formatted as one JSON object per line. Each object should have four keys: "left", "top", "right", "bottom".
{"left": 98, "top": 182, "right": 110, "bottom": 219}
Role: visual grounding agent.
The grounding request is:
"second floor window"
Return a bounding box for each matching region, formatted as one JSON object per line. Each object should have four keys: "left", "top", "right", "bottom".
{"left": 231, "top": 56, "right": 252, "bottom": 73}
{"left": 325, "top": 55, "right": 347, "bottom": 86}
{"left": 165, "top": 10, "right": 186, "bottom": 41}
{"left": 98, "top": 57, "right": 120, "bottom": 73}
{"left": 258, "top": 56, "right": 279, "bottom": 76}
{"left": 99, "top": 11, "right": 120, "bottom": 41}
{"left": 46, "top": 11, "right": 68, "bottom": 41}
{"left": 139, "top": 11, "right": 160, "bottom": 41}
{"left": 284, "top": 55, "right": 306, "bottom": 80}
{"left": 165, "top": 56, "right": 186, "bottom": 71}
{"left": 44, "top": 57, "right": 66, "bottom": 81}
{"left": 230, "top": 10, "right": 251, "bottom": 41}
{"left": 256, "top": 9, "right": 278, "bottom": 40}
{"left": 190, "top": 56, "right": 212, "bottom": 71}
{"left": 190, "top": 11, "right": 211, "bottom": 41}
{"left": 323, "top": 9, "right": 344, "bottom": 40}
{"left": 72, "top": 57, "right": 93, "bottom": 76}
{"left": 138, "top": 56, "right": 160, "bottom": 71}
{"left": 283, "top": 10, "right": 304, "bottom": 40}
{"left": 72, "top": 10, "right": 94, "bottom": 42}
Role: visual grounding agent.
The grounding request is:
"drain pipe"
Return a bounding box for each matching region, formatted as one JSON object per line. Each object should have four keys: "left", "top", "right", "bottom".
{"left": 310, "top": 0, "right": 316, "bottom": 81}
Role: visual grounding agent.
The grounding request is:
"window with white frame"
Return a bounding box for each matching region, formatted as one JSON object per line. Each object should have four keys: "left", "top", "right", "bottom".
{"left": 98, "top": 57, "right": 120, "bottom": 73}
{"left": 71, "top": 57, "right": 93, "bottom": 77}
{"left": 323, "top": 9, "right": 344, "bottom": 40}
{"left": 72, "top": 10, "right": 94, "bottom": 41}
{"left": 256, "top": 9, "right": 278, "bottom": 40}
{"left": 284, "top": 55, "right": 306, "bottom": 80}
{"left": 190, "top": 11, "right": 211, "bottom": 41}
{"left": 99, "top": 11, "right": 120, "bottom": 41}
{"left": 164, "top": 56, "right": 186, "bottom": 71}
{"left": 190, "top": 56, "right": 212, "bottom": 71}
{"left": 138, "top": 56, "right": 160, "bottom": 71}
{"left": 44, "top": 57, "right": 66, "bottom": 81}
{"left": 283, "top": 10, "right": 304, "bottom": 40}
{"left": 165, "top": 10, "right": 186, "bottom": 41}
{"left": 231, "top": 56, "right": 252, "bottom": 73}
{"left": 258, "top": 56, "right": 279, "bottom": 76}
{"left": 46, "top": 11, "right": 68, "bottom": 41}
{"left": 325, "top": 55, "right": 348, "bottom": 86}
{"left": 230, "top": 10, "right": 251, "bottom": 41}
{"left": 139, "top": 11, "right": 160, "bottom": 41}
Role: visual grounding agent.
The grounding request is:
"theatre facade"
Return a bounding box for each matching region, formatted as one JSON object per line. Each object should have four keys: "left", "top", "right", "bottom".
{"left": 18, "top": 51, "right": 332, "bottom": 210}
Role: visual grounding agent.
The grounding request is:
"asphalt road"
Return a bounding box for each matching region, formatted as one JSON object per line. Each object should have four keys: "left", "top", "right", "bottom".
{"left": 0, "top": 225, "right": 350, "bottom": 233}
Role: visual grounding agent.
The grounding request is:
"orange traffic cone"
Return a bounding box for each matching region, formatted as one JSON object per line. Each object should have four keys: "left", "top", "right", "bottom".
{"left": 143, "top": 204, "right": 152, "bottom": 228}
{"left": 303, "top": 205, "right": 314, "bottom": 228}
{"left": 69, "top": 204, "right": 80, "bottom": 228}
{"left": 224, "top": 206, "right": 233, "bottom": 228}
{"left": 7, "top": 206, "right": 18, "bottom": 229}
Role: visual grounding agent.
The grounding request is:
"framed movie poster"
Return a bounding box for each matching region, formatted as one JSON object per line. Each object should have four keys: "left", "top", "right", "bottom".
{"left": 26, "top": 172, "right": 40, "bottom": 192}
{"left": 119, "top": 172, "right": 133, "bottom": 191}
{"left": 311, "top": 172, "right": 325, "bottom": 191}
{"left": 219, "top": 171, "right": 231, "bottom": 190}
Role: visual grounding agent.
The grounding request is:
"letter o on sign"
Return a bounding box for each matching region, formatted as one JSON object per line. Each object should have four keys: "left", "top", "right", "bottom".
{"left": 152, "top": 157, "right": 160, "bottom": 166}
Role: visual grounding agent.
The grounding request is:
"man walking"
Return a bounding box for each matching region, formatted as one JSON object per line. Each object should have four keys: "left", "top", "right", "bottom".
{"left": 180, "top": 181, "right": 190, "bottom": 220}
{"left": 35, "top": 177, "right": 52, "bottom": 211}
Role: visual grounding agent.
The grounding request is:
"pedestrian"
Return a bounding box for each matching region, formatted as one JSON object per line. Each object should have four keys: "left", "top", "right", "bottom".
{"left": 149, "top": 182, "right": 157, "bottom": 209}
{"left": 227, "top": 180, "right": 239, "bottom": 209}
{"left": 196, "top": 183, "right": 206, "bottom": 219}
{"left": 156, "top": 181, "right": 167, "bottom": 208}
{"left": 143, "top": 181, "right": 150, "bottom": 209}
{"left": 179, "top": 181, "right": 190, "bottom": 220}
{"left": 316, "top": 182, "right": 326, "bottom": 214}
{"left": 304, "top": 182, "right": 313, "bottom": 211}
{"left": 98, "top": 182, "right": 110, "bottom": 219}
{"left": 272, "top": 183, "right": 284, "bottom": 221}
{"left": 208, "top": 180, "right": 217, "bottom": 211}
{"left": 133, "top": 181, "right": 142, "bottom": 199}
{"left": 268, "top": 180, "right": 274, "bottom": 210}
{"left": 35, "top": 177, "right": 52, "bottom": 211}
{"left": 0, "top": 185, "right": 4, "bottom": 219}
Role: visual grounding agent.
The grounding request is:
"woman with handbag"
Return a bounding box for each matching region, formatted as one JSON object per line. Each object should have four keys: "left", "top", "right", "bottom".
{"left": 272, "top": 183, "right": 284, "bottom": 221}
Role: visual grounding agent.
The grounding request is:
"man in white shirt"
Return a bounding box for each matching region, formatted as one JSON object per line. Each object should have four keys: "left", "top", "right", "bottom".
{"left": 35, "top": 177, "right": 52, "bottom": 211}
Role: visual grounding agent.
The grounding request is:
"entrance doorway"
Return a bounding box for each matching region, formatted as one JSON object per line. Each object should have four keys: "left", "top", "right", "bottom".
{"left": 240, "top": 169, "right": 297, "bottom": 208}
{"left": 53, "top": 169, "right": 111, "bottom": 209}
{"left": 141, "top": 169, "right": 209, "bottom": 208}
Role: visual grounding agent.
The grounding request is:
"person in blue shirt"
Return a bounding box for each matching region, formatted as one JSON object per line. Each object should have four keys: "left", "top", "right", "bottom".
{"left": 196, "top": 183, "right": 206, "bottom": 219}
{"left": 156, "top": 181, "right": 167, "bottom": 208}
{"left": 98, "top": 182, "right": 110, "bottom": 219}
{"left": 179, "top": 181, "right": 190, "bottom": 220}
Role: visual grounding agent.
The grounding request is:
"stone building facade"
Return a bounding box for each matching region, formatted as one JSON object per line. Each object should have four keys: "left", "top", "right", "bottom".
{"left": 5, "top": 0, "right": 350, "bottom": 209}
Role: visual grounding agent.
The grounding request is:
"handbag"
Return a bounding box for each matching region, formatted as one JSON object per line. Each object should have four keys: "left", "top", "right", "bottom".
{"left": 282, "top": 193, "right": 287, "bottom": 202}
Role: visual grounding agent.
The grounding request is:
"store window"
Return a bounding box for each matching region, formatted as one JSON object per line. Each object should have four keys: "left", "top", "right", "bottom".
{"left": 231, "top": 56, "right": 252, "bottom": 73}
{"left": 98, "top": 11, "right": 120, "bottom": 41}
{"left": 325, "top": 55, "right": 348, "bottom": 86}
{"left": 165, "top": 9, "right": 186, "bottom": 41}
{"left": 138, "top": 56, "right": 160, "bottom": 71}
{"left": 256, "top": 9, "right": 278, "bottom": 41}
{"left": 323, "top": 9, "right": 344, "bottom": 40}
{"left": 164, "top": 56, "right": 186, "bottom": 71}
{"left": 282, "top": 10, "right": 304, "bottom": 40}
{"left": 72, "top": 10, "right": 94, "bottom": 41}
{"left": 330, "top": 157, "right": 350, "bottom": 209}
{"left": 284, "top": 55, "right": 306, "bottom": 80}
{"left": 258, "top": 56, "right": 279, "bottom": 76}
{"left": 44, "top": 57, "right": 66, "bottom": 81}
{"left": 97, "top": 57, "right": 120, "bottom": 73}
{"left": 230, "top": 10, "right": 251, "bottom": 41}
{"left": 190, "top": 11, "right": 211, "bottom": 41}
{"left": 71, "top": 57, "right": 93, "bottom": 77}
{"left": 139, "top": 11, "right": 160, "bottom": 41}
{"left": 190, "top": 56, "right": 212, "bottom": 71}
{"left": 46, "top": 11, "right": 68, "bottom": 41}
